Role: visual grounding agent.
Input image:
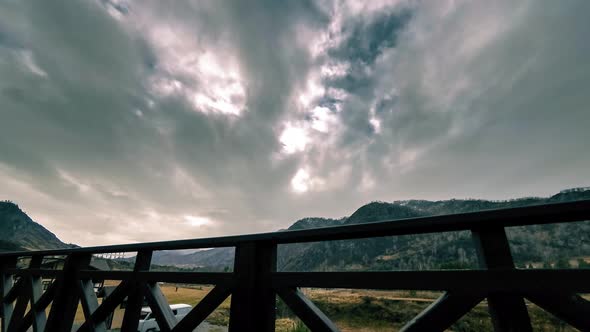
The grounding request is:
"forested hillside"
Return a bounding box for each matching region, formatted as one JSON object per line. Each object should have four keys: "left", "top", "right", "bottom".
{"left": 4, "top": 188, "right": 590, "bottom": 272}
{"left": 163, "top": 188, "right": 590, "bottom": 271}
{"left": 277, "top": 188, "right": 590, "bottom": 271}
{"left": 0, "top": 201, "right": 71, "bottom": 251}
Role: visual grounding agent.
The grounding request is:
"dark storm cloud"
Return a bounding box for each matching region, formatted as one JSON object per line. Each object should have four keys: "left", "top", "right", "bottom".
{"left": 336, "top": 0, "right": 590, "bottom": 200}
{"left": 1, "top": 0, "right": 589, "bottom": 246}
{"left": 328, "top": 10, "right": 411, "bottom": 66}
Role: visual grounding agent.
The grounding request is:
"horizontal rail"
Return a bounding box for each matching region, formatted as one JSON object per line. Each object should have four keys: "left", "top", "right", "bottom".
{"left": 77, "top": 270, "right": 235, "bottom": 285}
{"left": 6, "top": 268, "right": 586, "bottom": 294}
{"left": 271, "top": 269, "right": 590, "bottom": 293}
{"left": 1, "top": 199, "right": 589, "bottom": 257}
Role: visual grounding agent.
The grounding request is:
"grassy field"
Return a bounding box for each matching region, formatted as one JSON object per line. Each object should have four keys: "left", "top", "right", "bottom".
{"left": 59, "top": 283, "right": 578, "bottom": 331}
{"left": 281, "top": 289, "right": 579, "bottom": 332}
{"left": 72, "top": 282, "right": 232, "bottom": 329}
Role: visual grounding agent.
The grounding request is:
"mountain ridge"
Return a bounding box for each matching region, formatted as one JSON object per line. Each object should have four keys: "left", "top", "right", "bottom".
{"left": 147, "top": 187, "right": 590, "bottom": 271}
{"left": 2, "top": 187, "right": 589, "bottom": 271}
{"left": 0, "top": 200, "right": 72, "bottom": 251}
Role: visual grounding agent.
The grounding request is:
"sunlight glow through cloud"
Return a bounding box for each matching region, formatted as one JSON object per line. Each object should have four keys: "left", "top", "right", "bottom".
{"left": 290, "top": 168, "right": 328, "bottom": 193}
{"left": 291, "top": 168, "right": 311, "bottom": 193}
{"left": 298, "top": 77, "right": 325, "bottom": 108}
{"left": 279, "top": 124, "right": 309, "bottom": 154}
{"left": 369, "top": 117, "right": 381, "bottom": 133}
{"left": 184, "top": 215, "right": 212, "bottom": 227}
{"left": 144, "top": 23, "right": 247, "bottom": 116}
{"left": 311, "top": 106, "right": 337, "bottom": 133}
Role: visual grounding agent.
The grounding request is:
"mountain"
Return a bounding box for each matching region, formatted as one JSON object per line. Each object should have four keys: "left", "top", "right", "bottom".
{"left": 344, "top": 202, "right": 423, "bottom": 225}
{"left": 0, "top": 239, "right": 25, "bottom": 252}
{"left": 149, "top": 247, "right": 235, "bottom": 269}
{"left": 287, "top": 217, "right": 346, "bottom": 230}
{"left": 0, "top": 201, "right": 72, "bottom": 251}
{"left": 150, "top": 187, "right": 590, "bottom": 271}
{"left": 5, "top": 187, "right": 590, "bottom": 269}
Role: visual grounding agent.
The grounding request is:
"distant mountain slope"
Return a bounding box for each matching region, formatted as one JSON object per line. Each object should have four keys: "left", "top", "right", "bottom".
{"left": 0, "top": 239, "right": 25, "bottom": 252}
{"left": 344, "top": 202, "right": 423, "bottom": 224}
{"left": 0, "top": 201, "right": 71, "bottom": 251}
{"left": 288, "top": 217, "right": 346, "bottom": 230}
{"left": 149, "top": 247, "right": 235, "bottom": 269}
{"left": 152, "top": 188, "right": 590, "bottom": 271}
{"left": 278, "top": 189, "right": 590, "bottom": 271}
{"left": 7, "top": 187, "right": 589, "bottom": 269}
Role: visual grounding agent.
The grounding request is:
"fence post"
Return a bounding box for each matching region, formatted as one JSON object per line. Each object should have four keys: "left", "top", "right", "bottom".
{"left": 45, "top": 253, "right": 93, "bottom": 332}
{"left": 121, "top": 250, "right": 153, "bottom": 332}
{"left": 472, "top": 227, "right": 532, "bottom": 332}
{"left": 229, "top": 241, "right": 277, "bottom": 332}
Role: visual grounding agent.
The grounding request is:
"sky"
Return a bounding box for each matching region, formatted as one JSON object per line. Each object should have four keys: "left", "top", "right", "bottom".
{"left": 1, "top": 0, "right": 589, "bottom": 246}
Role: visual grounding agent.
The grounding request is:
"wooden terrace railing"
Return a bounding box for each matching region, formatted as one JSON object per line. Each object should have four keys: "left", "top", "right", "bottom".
{"left": 1, "top": 200, "right": 590, "bottom": 331}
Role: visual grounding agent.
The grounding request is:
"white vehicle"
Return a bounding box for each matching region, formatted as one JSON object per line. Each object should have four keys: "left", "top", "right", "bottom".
{"left": 137, "top": 303, "right": 192, "bottom": 332}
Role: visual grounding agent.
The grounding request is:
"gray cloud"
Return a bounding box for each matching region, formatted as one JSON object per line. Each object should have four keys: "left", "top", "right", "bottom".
{"left": 1, "top": 0, "right": 589, "bottom": 246}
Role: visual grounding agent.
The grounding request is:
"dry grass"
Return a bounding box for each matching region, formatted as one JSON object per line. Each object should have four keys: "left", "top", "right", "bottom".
{"left": 305, "top": 288, "right": 442, "bottom": 303}
{"left": 26, "top": 283, "right": 580, "bottom": 331}
{"left": 71, "top": 283, "right": 230, "bottom": 328}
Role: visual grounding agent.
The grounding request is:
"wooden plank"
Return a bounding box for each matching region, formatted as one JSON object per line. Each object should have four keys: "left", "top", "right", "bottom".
{"left": 172, "top": 285, "right": 231, "bottom": 332}
{"left": 229, "top": 242, "right": 276, "bottom": 332}
{"left": 32, "top": 279, "right": 56, "bottom": 311}
{"left": 401, "top": 292, "right": 484, "bottom": 331}
{"left": 472, "top": 228, "right": 532, "bottom": 332}
{"left": 46, "top": 254, "right": 92, "bottom": 332}
{"left": 78, "top": 278, "right": 107, "bottom": 332}
{"left": 271, "top": 270, "right": 590, "bottom": 293}
{"left": 77, "top": 280, "right": 132, "bottom": 331}
{"left": 2, "top": 278, "right": 23, "bottom": 304}
{"left": 121, "top": 250, "right": 152, "bottom": 332}
{"left": 472, "top": 228, "right": 515, "bottom": 269}
{"left": 78, "top": 270, "right": 234, "bottom": 285}
{"left": 143, "top": 282, "right": 177, "bottom": 332}
{"left": 6, "top": 280, "right": 27, "bottom": 332}
{"left": 29, "top": 272, "right": 47, "bottom": 332}
{"left": 276, "top": 288, "right": 340, "bottom": 332}
{"left": 0, "top": 257, "right": 17, "bottom": 332}
{"left": 526, "top": 292, "right": 590, "bottom": 331}
{"left": 9, "top": 255, "right": 42, "bottom": 332}
{"left": 101, "top": 287, "right": 115, "bottom": 330}
{"left": 19, "top": 281, "right": 56, "bottom": 332}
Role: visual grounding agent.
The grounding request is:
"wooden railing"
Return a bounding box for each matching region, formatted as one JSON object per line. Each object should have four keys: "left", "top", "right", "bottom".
{"left": 1, "top": 200, "right": 590, "bottom": 331}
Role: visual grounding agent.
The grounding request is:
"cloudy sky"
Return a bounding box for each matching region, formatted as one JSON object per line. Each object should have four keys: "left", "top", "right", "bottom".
{"left": 1, "top": 0, "right": 589, "bottom": 246}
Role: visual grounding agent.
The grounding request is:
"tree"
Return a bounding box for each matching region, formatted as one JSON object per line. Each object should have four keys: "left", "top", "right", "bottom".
{"left": 554, "top": 256, "right": 570, "bottom": 269}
